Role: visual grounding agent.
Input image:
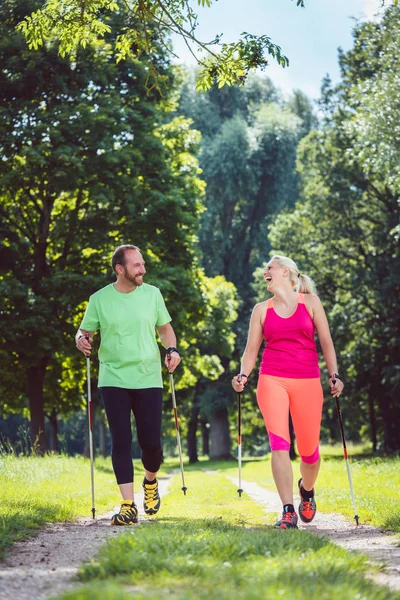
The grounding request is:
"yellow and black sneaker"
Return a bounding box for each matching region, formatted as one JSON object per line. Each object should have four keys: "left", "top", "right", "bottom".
{"left": 111, "top": 500, "right": 138, "bottom": 526}
{"left": 143, "top": 478, "right": 161, "bottom": 515}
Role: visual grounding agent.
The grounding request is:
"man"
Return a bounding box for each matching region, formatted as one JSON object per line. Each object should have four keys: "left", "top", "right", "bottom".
{"left": 76, "top": 244, "right": 181, "bottom": 525}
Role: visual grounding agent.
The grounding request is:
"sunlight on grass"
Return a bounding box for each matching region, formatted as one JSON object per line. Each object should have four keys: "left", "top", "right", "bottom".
{"left": 0, "top": 454, "right": 166, "bottom": 556}
{"left": 207, "top": 448, "right": 400, "bottom": 533}
{"left": 2, "top": 452, "right": 399, "bottom": 599}
{"left": 57, "top": 471, "right": 398, "bottom": 600}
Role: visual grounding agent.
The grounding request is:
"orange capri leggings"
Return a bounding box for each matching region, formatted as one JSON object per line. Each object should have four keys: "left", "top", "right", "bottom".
{"left": 257, "top": 374, "right": 323, "bottom": 463}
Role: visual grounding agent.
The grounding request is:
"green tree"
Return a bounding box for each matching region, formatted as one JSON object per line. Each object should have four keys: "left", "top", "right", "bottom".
{"left": 0, "top": 0, "right": 206, "bottom": 452}
{"left": 193, "top": 275, "right": 238, "bottom": 460}
{"left": 178, "top": 74, "right": 316, "bottom": 457}
{"left": 267, "top": 4, "right": 400, "bottom": 451}
{"left": 16, "top": 0, "right": 313, "bottom": 91}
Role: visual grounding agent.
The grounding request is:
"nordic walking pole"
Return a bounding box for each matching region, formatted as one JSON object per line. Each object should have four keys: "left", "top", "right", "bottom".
{"left": 85, "top": 333, "right": 96, "bottom": 519}
{"left": 237, "top": 390, "right": 243, "bottom": 498}
{"left": 170, "top": 372, "right": 187, "bottom": 495}
{"left": 332, "top": 375, "right": 359, "bottom": 525}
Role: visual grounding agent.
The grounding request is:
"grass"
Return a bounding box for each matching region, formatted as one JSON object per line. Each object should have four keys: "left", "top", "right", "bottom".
{"left": 57, "top": 470, "right": 399, "bottom": 600}
{"left": 201, "top": 445, "right": 400, "bottom": 533}
{"left": 0, "top": 453, "right": 166, "bottom": 557}
{"left": 1, "top": 449, "right": 400, "bottom": 599}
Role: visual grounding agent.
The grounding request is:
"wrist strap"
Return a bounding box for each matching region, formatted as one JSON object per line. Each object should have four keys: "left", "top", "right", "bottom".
{"left": 239, "top": 373, "right": 248, "bottom": 385}
{"left": 330, "top": 372, "right": 342, "bottom": 382}
{"left": 167, "top": 347, "right": 179, "bottom": 355}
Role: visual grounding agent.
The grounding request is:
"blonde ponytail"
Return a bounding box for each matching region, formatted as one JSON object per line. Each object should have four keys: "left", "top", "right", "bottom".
{"left": 297, "top": 273, "right": 317, "bottom": 295}
{"left": 270, "top": 255, "right": 318, "bottom": 295}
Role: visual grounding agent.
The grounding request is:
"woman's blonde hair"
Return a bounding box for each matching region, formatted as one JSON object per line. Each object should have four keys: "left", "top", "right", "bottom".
{"left": 270, "top": 255, "right": 317, "bottom": 295}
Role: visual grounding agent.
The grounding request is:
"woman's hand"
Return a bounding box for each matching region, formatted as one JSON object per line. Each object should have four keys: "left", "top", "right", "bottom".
{"left": 329, "top": 374, "right": 344, "bottom": 398}
{"left": 231, "top": 374, "right": 248, "bottom": 393}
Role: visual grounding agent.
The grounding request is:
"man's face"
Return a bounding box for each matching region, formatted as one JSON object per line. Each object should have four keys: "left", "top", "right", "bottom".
{"left": 119, "top": 250, "right": 146, "bottom": 286}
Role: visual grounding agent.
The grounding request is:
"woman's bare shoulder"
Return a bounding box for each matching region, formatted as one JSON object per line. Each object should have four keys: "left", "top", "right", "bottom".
{"left": 304, "top": 293, "right": 322, "bottom": 306}
{"left": 251, "top": 300, "right": 268, "bottom": 325}
{"left": 253, "top": 300, "right": 268, "bottom": 312}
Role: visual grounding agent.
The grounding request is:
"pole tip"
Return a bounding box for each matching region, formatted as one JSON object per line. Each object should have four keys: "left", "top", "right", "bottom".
{"left": 92, "top": 508, "right": 96, "bottom": 519}
{"left": 182, "top": 487, "right": 188, "bottom": 496}
{"left": 237, "top": 488, "right": 243, "bottom": 497}
{"left": 355, "top": 514, "right": 359, "bottom": 526}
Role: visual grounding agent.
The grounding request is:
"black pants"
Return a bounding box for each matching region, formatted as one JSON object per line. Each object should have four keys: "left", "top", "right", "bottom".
{"left": 100, "top": 387, "right": 163, "bottom": 484}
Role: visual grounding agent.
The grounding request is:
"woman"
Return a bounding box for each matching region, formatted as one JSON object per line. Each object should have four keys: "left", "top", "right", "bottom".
{"left": 232, "top": 255, "right": 344, "bottom": 529}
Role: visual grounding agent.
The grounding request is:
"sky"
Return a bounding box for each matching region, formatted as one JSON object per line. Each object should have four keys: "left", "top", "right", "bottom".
{"left": 172, "top": 0, "right": 387, "bottom": 100}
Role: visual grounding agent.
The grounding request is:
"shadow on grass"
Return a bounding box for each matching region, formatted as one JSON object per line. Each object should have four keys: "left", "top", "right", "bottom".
{"left": 178, "top": 450, "right": 398, "bottom": 472}
{"left": 175, "top": 457, "right": 264, "bottom": 473}
{"left": 94, "top": 464, "right": 114, "bottom": 475}
{"left": 382, "top": 513, "right": 400, "bottom": 532}
{"left": 318, "top": 451, "right": 374, "bottom": 461}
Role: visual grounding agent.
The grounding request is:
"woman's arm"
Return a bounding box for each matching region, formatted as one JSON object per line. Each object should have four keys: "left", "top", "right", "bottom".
{"left": 232, "top": 303, "right": 265, "bottom": 392}
{"left": 309, "top": 295, "right": 344, "bottom": 397}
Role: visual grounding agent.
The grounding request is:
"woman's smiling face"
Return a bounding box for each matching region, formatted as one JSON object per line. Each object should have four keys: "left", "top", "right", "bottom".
{"left": 263, "top": 259, "right": 287, "bottom": 291}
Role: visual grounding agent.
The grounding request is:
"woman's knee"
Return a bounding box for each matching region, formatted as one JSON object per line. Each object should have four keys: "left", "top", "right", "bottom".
{"left": 142, "top": 445, "right": 163, "bottom": 471}
{"left": 268, "top": 431, "right": 291, "bottom": 451}
{"left": 300, "top": 446, "right": 320, "bottom": 465}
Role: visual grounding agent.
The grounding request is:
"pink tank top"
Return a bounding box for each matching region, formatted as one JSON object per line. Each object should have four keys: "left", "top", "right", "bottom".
{"left": 260, "top": 293, "right": 320, "bottom": 379}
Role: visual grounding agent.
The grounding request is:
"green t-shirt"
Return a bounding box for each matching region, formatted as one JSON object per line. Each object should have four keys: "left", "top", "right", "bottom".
{"left": 80, "top": 283, "right": 171, "bottom": 389}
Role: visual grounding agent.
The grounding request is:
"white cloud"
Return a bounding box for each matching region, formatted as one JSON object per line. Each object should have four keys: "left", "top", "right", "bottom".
{"left": 362, "top": 0, "right": 386, "bottom": 22}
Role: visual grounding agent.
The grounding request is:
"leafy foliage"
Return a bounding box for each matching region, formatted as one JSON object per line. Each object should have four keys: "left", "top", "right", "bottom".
{"left": 178, "top": 73, "right": 317, "bottom": 457}
{"left": 267, "top": 4, "right": 400, "bottom": 450}
{"left": 0, "top": 0, "right": 207, "bottom": 451}
{"left": 15, "top": 0, "right": 308, "bottom": 91}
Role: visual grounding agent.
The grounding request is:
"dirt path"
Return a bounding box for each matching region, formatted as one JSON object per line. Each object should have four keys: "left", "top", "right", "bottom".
{"left": 0, "top": 475, "right": 171, "bottom": 600}
{"left": 226, "top": 476, "right": 400, "bottom": 592}
{"left": 1, "top": 473, "right": 399, "bottom": 598}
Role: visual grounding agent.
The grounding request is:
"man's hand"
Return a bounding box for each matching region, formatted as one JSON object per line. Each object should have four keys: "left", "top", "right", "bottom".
{"left": 166, "top": 348, "right": 181, "bottom": 373}
{"left": 76, "top": 332, "right": 93, "bottom": 357}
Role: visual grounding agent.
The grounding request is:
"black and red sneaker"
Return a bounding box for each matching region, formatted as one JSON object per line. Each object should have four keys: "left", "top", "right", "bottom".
{"left": 275, "top": 507, "right": 299, "bottom": 529}
{"left": 298, "top": 478, "right": 317, "bottom": 523}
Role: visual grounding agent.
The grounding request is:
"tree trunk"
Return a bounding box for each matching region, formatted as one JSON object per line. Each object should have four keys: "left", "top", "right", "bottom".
{"left": 48, "top": 408, "right": 58, "bottom": 453}
{"left": 188, "top": 401, "right": 200, "bottom": 464}
{"left": 374, "top": 364, "right": 400, "bottom": 452}
{"left": 379, "top": 391, "right": 400, "bottom": 452}
{"left": 368, "top": 394, "right": 377, "bottom": 453}
{"left": 201, "top": 420, "right": 210, "bottom": 456}
{"left": 210, "top": 406, "right": 231, "bottom": 460}
{"left": 26, "top": 359, "right": 48, "bottom": 454}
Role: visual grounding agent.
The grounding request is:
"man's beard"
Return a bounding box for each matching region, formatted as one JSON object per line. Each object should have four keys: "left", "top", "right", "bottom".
{"left": 124, "top": 270, "right": 144, "bottom": 286}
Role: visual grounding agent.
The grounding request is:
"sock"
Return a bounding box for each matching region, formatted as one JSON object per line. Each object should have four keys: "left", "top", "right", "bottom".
{"left": 283, "top": 503, "right": 295, "bottom": 513}
{"left": 300, "top": 484, "right": 314, "bottom": 499}
{"left": 144, "top": 477, "right": 157, "bottom": 485}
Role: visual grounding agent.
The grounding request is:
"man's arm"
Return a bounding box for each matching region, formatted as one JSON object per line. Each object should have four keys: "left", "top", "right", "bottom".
{"left": 156, "top": 322, "right": 181, "bottom": 373}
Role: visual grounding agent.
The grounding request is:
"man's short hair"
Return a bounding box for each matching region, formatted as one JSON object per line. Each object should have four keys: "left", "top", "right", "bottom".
{"left": 112, "top": 245, "right": 141, "bottom": 273}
